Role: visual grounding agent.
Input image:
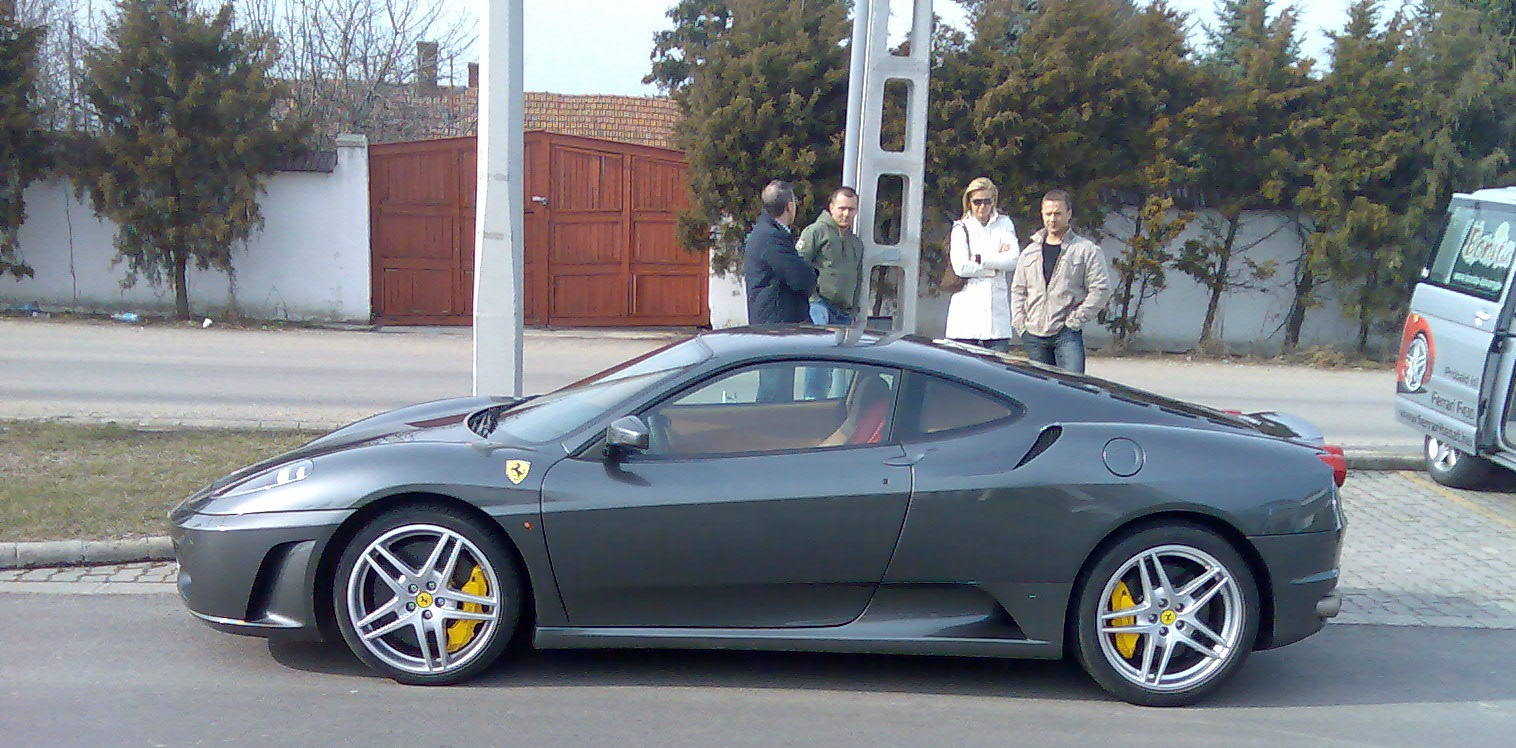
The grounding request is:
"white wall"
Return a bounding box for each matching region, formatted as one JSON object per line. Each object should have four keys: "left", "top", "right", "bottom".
{"left": 710, "top": 208, "right": 1387, "bottom": 355}
{"left": 1, "top": 134, "right": 371, "bottom": 322}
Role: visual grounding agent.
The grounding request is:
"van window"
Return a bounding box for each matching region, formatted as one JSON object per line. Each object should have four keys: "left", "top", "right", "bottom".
{"left": 1424, "top": 205, "right": 1516, "bottom": 301}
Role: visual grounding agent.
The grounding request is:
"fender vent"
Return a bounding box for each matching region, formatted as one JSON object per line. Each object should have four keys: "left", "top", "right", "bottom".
{"left": 1014, "top": 425, "right": 1062, "bottom": 469}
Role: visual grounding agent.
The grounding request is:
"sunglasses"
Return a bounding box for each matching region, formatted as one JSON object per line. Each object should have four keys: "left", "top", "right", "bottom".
{"left": 970, "top": 198, "right": 994, "bottom": 207}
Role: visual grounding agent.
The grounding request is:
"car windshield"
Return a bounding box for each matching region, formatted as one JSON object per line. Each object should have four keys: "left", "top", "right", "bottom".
{"left": 483, "top": 337, "right": 712, "bottom": 444}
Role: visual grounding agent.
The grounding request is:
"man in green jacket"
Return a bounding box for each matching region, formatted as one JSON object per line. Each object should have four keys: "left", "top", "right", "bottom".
{"left": 797, "top": 186, "right": 864, "bottom": 326}
{"left": 797, "top": 187, "right": 864, "bottom": 399}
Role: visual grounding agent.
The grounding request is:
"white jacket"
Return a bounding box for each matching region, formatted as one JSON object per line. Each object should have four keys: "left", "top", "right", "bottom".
{"left": 944, "top": 213, "right": 1019, "bottom": 340}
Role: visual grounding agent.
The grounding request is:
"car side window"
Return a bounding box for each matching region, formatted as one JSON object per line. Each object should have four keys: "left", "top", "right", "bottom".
{"left": 642, "top": 362, "right": 899, "bottom": 457}
{"left": 898, "top": 372, "right": 1023, "bottom": 439}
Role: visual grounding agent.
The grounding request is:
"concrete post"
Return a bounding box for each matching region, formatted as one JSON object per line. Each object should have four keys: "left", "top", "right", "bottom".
{"left": 845, "top": 0, "right": 933, "bottom": 334}
{"left": 472, "top": 0, "right": 525, "bottom": 396}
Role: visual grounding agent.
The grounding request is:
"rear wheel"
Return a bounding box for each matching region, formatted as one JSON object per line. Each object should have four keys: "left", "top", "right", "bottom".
{"left": 333, "top": 506, "right": 521, "bottom": 685}
{"left": 1073, "top": 524, "right": 1259, "bottom": 707}
{"left": 1425, "top": 436, "right": 1493, "bottom": 489}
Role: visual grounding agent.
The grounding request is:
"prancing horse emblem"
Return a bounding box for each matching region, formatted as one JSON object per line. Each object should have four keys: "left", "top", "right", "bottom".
{"left": 505, "top": 459, "right": 531, "bottom": 485}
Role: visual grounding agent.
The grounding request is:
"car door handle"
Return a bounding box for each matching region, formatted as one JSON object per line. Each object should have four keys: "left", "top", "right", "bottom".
{"left": 883, "top": 449, "right": 930, "bottom": 467}
{"left": 1475, "top": 310, "right": 1492, "bottom": 325}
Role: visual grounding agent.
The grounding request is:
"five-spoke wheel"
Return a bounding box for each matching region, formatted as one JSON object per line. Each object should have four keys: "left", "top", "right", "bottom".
{"left": 334, "top": 506, "right": 521, "bottom": 684}
{"left": 1074, "top": 525, "right": 1258, "bottom": 706}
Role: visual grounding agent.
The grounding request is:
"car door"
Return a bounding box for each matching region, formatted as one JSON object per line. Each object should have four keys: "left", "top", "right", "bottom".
{"left": 539, "top": 361, "right": 912, "bottom": 629}
{"left": 1397, "top": 198, "right": 1516, "bottom": 456}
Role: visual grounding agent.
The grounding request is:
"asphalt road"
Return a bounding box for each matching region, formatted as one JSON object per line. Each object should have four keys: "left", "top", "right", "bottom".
{"left": 0, "top": 592, "right": 1510, "bottom": 748}
{"left": 0, "top": 318, "right": 1417, "bottom": 452}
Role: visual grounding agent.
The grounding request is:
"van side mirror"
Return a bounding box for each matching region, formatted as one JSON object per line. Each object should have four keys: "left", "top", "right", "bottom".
{"left": 605, "top": 416, "right": 651, "bottom": 455}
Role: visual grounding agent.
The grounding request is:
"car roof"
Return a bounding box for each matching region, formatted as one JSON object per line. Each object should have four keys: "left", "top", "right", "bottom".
{"left": 1463, "top": 186, "right": 1516, "bottom": 206}
{"left": 693, "top": 325, "right": 988, "bottom": 369}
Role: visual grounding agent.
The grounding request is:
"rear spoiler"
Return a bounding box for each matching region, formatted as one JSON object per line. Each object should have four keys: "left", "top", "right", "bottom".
{"left": 1229, "top": 410, "right": 1344, "bottom": 486}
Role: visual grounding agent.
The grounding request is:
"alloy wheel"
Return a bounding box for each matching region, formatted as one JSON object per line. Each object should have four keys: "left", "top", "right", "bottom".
{"left": 343, "top": 522, "right": 506, "bottom": 678}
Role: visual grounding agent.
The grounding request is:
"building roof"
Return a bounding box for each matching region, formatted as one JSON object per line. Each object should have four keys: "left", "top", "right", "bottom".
{"left": 523, "top": 93, "right": 680, "bottom": 151}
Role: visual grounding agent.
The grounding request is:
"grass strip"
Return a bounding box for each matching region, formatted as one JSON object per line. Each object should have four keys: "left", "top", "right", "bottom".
{"left": 0, "top": 420, "right": 313, "bottom": 542}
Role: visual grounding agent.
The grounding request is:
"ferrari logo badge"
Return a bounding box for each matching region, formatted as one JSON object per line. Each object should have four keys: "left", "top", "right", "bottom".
{"left": 505, "top": 459, "right": 531, "bottom": 485}
{"left": 1160, "top": 609, "right": 1177, "bottom": 626}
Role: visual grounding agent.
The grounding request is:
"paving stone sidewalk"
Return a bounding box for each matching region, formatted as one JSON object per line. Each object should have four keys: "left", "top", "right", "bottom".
{"left": 5, "top": 471, "right": 1516, "bottom": 631}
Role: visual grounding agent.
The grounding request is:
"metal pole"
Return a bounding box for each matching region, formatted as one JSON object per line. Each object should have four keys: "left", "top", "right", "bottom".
{"left": 842, "top": 0, "right": 873, "bottom": 191}
{"left": 472, "top": 0, "right": 525, "bottom": 396}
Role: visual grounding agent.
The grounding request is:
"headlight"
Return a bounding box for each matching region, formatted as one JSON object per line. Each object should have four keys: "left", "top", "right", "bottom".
{"left": 214, "top": 460, "right": 314, "bottom": 498}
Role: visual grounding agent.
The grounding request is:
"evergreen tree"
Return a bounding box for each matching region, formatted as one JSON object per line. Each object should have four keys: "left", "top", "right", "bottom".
{"left": 1175, "top": 0, "right": 1313, "bottom": 350}
{"left": 75, "top": 0, "right": 301, "bottom": 319}
{"left": 1101, "top": 1, "right": 1200, "bottom": 348}
{"left": 645, "top": 0, "right": 732, "bottom": 97}
{"left": 670, "top": 0, "right": 850, "bottom": 272}
{"left": 0, "top": 7, "right": 46, "bottom": 279}
{"left": 1404, "top": 0, "right": 1516, "bottom": 240}
{"left": 1293, "top": 0, "right": 1423, "bottom": 354}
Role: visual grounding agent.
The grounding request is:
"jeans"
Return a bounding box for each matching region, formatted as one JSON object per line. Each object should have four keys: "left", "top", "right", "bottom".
{"left": 1021, "top": 327, "right": 1086, "bottom": 373}
{"left": 951, "top": 338, "right": 1011, "bottom": 353}
{"left": 808, "top": 298, "right": 853, "bottom": 326}
{"left": 805, "top": 299, "right": 854, "bottom": 399}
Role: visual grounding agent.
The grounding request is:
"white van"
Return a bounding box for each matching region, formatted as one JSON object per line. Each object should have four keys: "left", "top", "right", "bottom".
{"left": 1395, "top": 186, "right": 1516, "bottom": 487}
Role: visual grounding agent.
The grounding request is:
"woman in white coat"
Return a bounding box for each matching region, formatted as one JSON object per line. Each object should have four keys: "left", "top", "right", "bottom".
{"left": 945, "top": 177, "right": 1019, "bottom": 351}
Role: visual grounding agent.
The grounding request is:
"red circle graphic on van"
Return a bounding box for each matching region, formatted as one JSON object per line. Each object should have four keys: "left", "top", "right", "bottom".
{"left": 1397, "top": 314, "right": 1434, "bottom": 394}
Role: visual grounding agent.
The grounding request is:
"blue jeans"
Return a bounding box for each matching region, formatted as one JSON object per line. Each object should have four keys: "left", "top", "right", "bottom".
{"left": 808, "top": 298, "right": 853, "bottom": 326}
{"left": 805, "top": 300, "right": 854, "bottom": 399}
{"left": 1021, "top": 327, "right": 1086, "bottom": 373}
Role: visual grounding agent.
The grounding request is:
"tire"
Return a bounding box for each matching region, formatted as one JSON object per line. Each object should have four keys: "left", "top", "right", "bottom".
{"left": 1425, "top": 436, "right": 1493, "bottom": 490}
{"left": 1072, "top": 524, "right": 1260, "bottom": 707}
{"left": 333, "top": 506, "right": 522, "bottom": 685}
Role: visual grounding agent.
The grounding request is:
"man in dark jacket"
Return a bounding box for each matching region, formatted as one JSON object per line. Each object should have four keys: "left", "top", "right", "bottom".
{"left": 744, "top": 180, "right": 817, "bottom": 324}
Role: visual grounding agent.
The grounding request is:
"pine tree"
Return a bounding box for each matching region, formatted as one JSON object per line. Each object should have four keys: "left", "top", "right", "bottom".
{"left": 0, "top": 7, "right": 46, "bottom": 279}
{"left": 1175, "top": 0, "right": 1313, "bottom": 350}
{"left": 645, "top": 0, "right": 732, "bottom": 97}
{"left": 1404, "top": 0, "right": 1516, "bottom": 238}
{"left": 1101, "top": 1, "right": 1200, "bottom": 348}
{"left": 670, "top": 0, "right": 850, "bottom": 272}
{"left": 1293, "top": 0, "right": 1423, "bottom": 354}
{"left": 74, "top": 0, "right": 301, "bottom": 319}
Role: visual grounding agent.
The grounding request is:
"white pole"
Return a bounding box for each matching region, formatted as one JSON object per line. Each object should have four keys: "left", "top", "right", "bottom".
{"left": 473, "top": 0, "right": 525, "bottom": 396}
{"left": 842, "top": 0, "right": 873, "bottom": 191}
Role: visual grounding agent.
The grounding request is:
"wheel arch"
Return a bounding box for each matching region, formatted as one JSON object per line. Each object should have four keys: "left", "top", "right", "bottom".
{"left": 312, "top": 491, "right": 537, "bottom": 647}
{"left": 1061, "top": 510, "right": 1276, "bottom": 657}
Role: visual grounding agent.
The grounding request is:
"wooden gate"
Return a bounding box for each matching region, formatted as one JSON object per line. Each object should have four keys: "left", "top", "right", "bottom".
{"left": 370, "top": 133, "right": 707, "bottom": 326}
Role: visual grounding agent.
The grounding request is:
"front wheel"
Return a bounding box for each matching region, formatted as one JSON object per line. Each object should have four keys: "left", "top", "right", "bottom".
{"left": 333, "top": 506, "right": 522, "bottom": 685}
{"left": 1425, "top": 436, "right": 1493, "bottom": 489}
{"left": 1073, "top": 524, "right": 1259, "bottom": 706}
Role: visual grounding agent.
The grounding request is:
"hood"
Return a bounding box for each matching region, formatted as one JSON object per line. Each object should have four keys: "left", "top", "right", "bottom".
{"left": 202, "top": 396, "right": 526, "bottom": 497}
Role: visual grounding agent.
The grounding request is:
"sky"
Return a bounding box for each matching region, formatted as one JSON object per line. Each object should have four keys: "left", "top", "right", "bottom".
{"left": 500, "top": 1, "right": 1386, "bottom": 98}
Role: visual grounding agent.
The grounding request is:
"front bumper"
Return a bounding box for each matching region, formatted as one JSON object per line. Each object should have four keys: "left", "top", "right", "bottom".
{"left": 1249, "top": 527, "right": 1345, "bottom": 650}
{"left": 170, "top": 507, "right": 350, "bottom": 641}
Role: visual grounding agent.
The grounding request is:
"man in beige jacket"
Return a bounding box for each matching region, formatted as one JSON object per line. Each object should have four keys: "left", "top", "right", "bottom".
{"left": 1010, "top": 190, "right": 1112, "bottom": 373}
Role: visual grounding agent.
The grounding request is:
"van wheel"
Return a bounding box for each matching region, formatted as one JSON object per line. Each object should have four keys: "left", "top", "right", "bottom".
{"left": 1425, "top": 436, "right": 1492, "bottom": 489}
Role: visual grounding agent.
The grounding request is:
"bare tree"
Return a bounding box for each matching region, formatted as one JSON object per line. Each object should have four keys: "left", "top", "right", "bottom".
{"left": 241, "top": 0, "right": 476, "bottom": 144}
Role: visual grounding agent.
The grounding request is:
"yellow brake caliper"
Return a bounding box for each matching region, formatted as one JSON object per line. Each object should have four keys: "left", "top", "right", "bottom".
{"left": 445, "top": 566, "right": 489, "bottom": 653}
{"left": 1110, "top": 581, "right": 1139, "bottom": 659}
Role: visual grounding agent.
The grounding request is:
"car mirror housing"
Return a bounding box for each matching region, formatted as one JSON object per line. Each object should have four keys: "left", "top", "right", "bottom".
{"left": 605, "top": 416, "right": 651, "bottom": 454}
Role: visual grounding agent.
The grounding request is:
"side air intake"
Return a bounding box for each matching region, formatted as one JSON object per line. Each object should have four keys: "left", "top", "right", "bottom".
{"left": 1014, "top": 425, "right": 1062, "bottom": 469}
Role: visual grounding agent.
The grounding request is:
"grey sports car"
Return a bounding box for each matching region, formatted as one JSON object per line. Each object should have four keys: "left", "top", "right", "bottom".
{"left": 171, "top": 326, "right": 1345, "bottom": 706}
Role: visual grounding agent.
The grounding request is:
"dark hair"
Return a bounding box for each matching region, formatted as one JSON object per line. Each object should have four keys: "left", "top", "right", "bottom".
{"left": 828, "top": 186, "right": 858, "bottom": 205}
{"left": 1042, "top": 189, "right": 1073, "bottom": 210}
{"left": 761, "top": 180, "right": 795, "bottom": 216}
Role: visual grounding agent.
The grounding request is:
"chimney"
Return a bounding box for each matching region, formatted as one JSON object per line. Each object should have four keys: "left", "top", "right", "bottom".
{"left": 468, "top": 62, "right": 479, "bottom": 89}
{"left": 416, "top": 41, "right": 439, "bottom": 95}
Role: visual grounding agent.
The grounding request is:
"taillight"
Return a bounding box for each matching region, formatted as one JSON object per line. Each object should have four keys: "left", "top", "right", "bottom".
{"left": 1318, "top": 444, "right": 1347, "bottom": 487}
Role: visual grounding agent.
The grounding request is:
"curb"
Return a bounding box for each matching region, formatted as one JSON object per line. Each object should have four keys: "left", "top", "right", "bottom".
{"left": 0, "top": 453, "right": 1425, "bottom": 570}
{"left": 0, "top": 537, "right": 174, "bottom": 570}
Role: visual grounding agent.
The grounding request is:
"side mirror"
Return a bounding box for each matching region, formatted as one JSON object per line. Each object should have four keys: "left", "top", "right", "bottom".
{"left": 605, "top": 415, "right": 651, "bottom": 455}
